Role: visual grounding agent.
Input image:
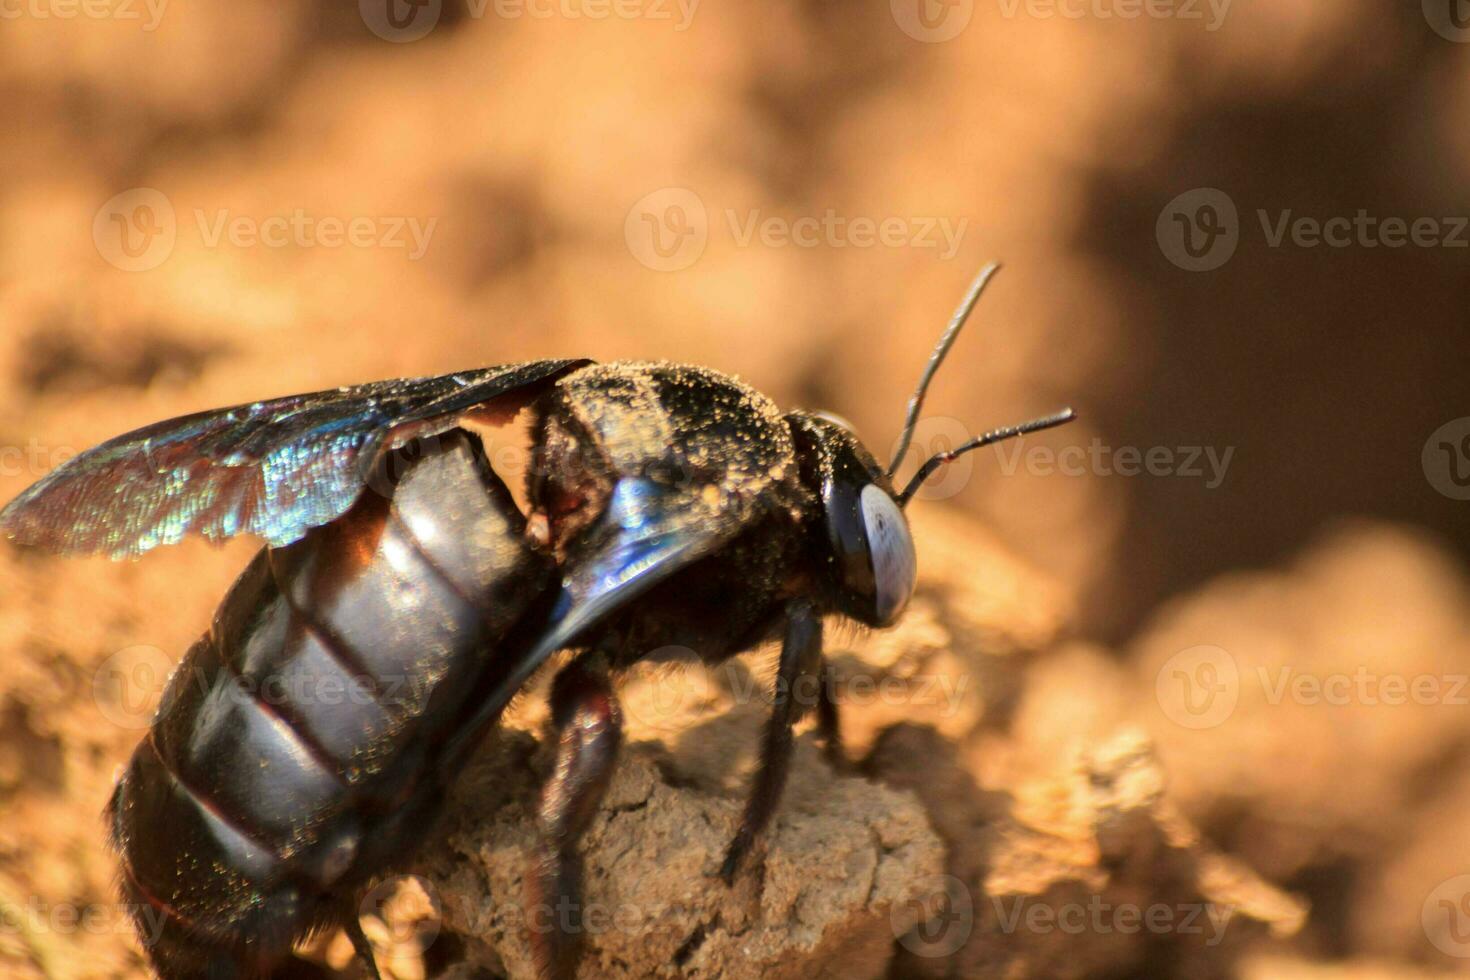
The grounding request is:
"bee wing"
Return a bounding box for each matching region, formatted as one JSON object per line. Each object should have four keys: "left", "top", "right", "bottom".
{"left": 444, "top": 475, "right": 748, "bottom": 767}
{"left": 0, "top": 359, "right": 589, "bottom": 559}
{"left": 530, "top": 477, "right": 743, "bottom": 660}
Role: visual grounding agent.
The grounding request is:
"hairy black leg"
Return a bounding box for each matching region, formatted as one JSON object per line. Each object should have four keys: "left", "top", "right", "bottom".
{"left": 529, "top": 654, "right": 622, "bottom": 980}
{"left": 345, "top": 915, "right": 382, "bottom": 980}
{"left": 719, "top": 599, "right": 822, "bottom": 884}
{"left": 817, "top": 658, "right": 848, "bottom": 771}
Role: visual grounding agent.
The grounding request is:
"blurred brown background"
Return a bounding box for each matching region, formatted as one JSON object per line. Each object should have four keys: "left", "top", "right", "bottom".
{"left": 0, "top": 1, "right": 1466, "bottom": 977}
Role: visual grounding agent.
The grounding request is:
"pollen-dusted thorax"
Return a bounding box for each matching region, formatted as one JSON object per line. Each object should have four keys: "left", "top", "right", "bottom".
{"left": 526, "top": 360, "right": 809, "bottom": 565}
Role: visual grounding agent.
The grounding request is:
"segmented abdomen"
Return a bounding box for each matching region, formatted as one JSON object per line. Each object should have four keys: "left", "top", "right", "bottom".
{"left": 108, "top": 430, "right": 553, "bottom": 975}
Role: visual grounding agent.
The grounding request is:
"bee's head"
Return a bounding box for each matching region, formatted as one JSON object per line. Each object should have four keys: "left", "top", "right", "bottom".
{"left": 790, "top": 262, "right": 1076, "bottom": 629}
{"left": 790, "top": 413, "right": 915, "bottom": 628}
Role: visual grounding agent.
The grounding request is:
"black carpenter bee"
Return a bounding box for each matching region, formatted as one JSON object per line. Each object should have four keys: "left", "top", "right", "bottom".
{"left": 0, "top": 264, "right": 1073, "bottom": 980}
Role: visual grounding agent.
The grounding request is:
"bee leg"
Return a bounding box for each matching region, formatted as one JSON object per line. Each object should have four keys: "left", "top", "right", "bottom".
{"left": 529, "top": 654, "right": 622, "bottom": 980}
{"left": 344, "top": 915, "right": 382, "bottom": 980}
{"left": 817, "top": 658, "right": 848, "bottom": 771}
{"left": 719, "top": 599, "right": 822, "bottom": 884}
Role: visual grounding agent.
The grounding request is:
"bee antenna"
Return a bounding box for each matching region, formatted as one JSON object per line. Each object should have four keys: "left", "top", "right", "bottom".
{"left": 896, "top": 407, "right": 1077, "bottom": 507}
{"left": 886, "top": 262, "right": 1003, "bottom": 477}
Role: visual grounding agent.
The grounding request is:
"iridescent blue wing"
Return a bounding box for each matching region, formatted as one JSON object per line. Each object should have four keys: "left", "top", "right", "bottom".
{"left": 525, "top": 476, "right": 744, "bottom": 663}
{"left": 443, "top": 475, "right": 750, "bottom": 768}
{"left": 0, "top": 359, "right": 589, "bottom": 559}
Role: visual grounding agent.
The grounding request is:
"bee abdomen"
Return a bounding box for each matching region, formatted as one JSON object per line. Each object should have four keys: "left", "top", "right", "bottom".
{"left": 110, "top": 429, "right": 554, "bottom": 973}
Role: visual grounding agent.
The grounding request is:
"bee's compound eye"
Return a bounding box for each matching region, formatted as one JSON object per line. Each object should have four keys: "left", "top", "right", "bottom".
{"left": 814, "top": 411, "right": 857, "bottom": 434}
{"left": 860, "top": 484, "right": 915, "bottom": 624}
